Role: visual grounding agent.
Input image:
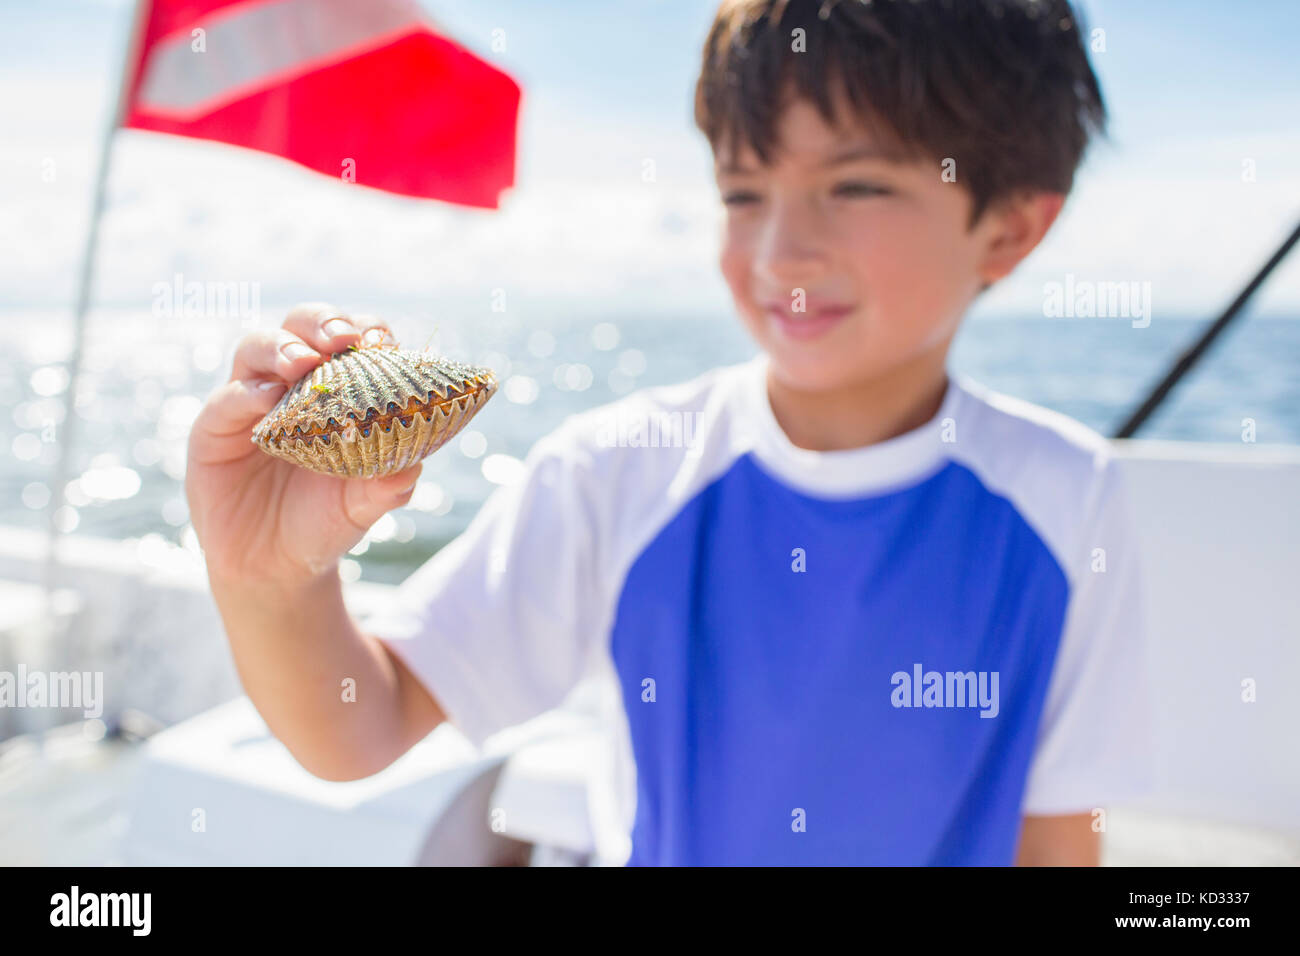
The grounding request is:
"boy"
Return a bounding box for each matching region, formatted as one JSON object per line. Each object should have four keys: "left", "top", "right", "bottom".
{"left": 187, "top": 0, "right": 1155, "bottom": 865}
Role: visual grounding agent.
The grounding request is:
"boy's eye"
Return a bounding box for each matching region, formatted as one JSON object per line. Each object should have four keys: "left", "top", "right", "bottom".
{"left": 720, "top": 182, "right": 891, "bottom": 206}
{"left": 832, "top": 181, "right": 891, "bottom": 199}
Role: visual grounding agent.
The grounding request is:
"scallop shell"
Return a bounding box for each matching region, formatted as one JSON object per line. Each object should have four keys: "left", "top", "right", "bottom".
{"left": 251, "top": 344, "right": 497, "bottom": 478}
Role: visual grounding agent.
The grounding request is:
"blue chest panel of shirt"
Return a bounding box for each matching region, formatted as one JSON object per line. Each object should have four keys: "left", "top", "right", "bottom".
{"left": 610, "top": 454, "right": 1070, "bottom": 865}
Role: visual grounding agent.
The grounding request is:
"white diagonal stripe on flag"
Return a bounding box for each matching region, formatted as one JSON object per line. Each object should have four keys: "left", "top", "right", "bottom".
{"left": 136, "top": 0, "right": 426, "bottom": 115}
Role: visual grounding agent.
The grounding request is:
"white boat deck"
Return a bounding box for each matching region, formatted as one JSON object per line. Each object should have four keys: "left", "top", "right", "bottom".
{"left": 0, "top": 723, "right": 140, "bottom": 866}
{"left": 2, "top": 716, "right": 1297, "bottom": 866}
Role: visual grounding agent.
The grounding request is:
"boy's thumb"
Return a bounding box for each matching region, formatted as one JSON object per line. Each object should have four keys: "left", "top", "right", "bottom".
{"left": 344, "top": 463, "right": 423, "bottom": 531}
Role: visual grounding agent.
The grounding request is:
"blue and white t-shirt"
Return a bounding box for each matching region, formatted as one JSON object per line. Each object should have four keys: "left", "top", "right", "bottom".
{"left": 363, "top": 354, "right": 1157, "bottom": 866}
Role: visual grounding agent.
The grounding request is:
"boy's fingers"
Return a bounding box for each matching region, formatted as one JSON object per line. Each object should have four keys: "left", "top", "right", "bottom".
{"left": 283, "top": 303, "right": 364, "bottom": 354}
{"left": 229, "top": 329, "right": 322, "bottom": 384}
{"left": 349, "top": 314, "right": 397, "bottom": 348}
{"left": 283, "top": 302, "right": 352, "bottom": 335}
{"left": 189, "top": 379, "right": 288, "bottom": 463}
{"left": 281, "top": 304, "right": 396, "bottom": 354}
{"left": 339, "top": 464, "right": 422, "bottom": 536}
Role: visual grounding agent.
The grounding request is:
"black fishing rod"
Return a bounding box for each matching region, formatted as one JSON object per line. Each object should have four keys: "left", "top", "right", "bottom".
{"left": 1113, "top": 219, "right": 1300, "bottom": 439}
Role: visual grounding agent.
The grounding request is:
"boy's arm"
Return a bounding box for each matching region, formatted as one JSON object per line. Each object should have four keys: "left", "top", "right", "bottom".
{"left": 187, "top": 304, "right": 451, "bottom": 782}
{"left": 1018, "top": 452, "right": 1156, "bottom": 848}
{"left": 1015, "top": 813, "right": 1099, "bottom": 866}
{"left": 356, "top": 422, "right": 608, "bottom": 752}
{"left": 215, "top": 417, "right": 602, "bottom": 781}
{"left": 211, "top": 568, "right": 447, "bottom": 782}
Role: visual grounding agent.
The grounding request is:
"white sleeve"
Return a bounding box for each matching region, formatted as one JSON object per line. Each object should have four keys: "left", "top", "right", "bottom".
{"left": 357, "top": 423, "right": 606, "bottom": 748}
{"left": 1020, "top": 452, "right": 1159, "bottom": 815}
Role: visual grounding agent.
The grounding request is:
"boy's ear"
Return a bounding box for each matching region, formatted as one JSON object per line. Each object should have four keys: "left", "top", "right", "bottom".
{"left": 976, "top": 191, "right": 1066, "bottom": 286}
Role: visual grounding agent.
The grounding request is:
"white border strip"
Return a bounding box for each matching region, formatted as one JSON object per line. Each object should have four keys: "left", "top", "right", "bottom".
{"left": 136, "top": 0, "right": 426, "bottom": 115}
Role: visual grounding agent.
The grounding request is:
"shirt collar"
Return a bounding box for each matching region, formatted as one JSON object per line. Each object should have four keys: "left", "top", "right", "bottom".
{"left": 731, "top": 353, "right": 967, "bottom": 499}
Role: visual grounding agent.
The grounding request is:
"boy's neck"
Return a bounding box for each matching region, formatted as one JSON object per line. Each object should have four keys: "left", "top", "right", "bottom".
{"left": 764, "top": 350, "right": 950, "bottom": 453}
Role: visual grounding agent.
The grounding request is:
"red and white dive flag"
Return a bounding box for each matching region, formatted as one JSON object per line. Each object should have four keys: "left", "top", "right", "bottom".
{"left": 123, "top": 0, "right": 521, "bottom": 208}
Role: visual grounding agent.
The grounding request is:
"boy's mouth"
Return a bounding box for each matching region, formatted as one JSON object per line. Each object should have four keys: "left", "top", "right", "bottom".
{"left": 762, "top": 301, "right": 855, "bottom": 342}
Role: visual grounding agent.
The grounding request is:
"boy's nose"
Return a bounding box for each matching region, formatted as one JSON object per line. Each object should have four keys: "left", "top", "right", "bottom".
{"left": 752, "top": 200, "right": 827, "bottom": 285}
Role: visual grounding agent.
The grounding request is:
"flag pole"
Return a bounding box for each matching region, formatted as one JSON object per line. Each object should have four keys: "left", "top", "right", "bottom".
{"left": 42, "top": 0, "right": 152, "bottom": 595}
{"left": 1112, "top": 218, "right": 1300, "bottom": 439}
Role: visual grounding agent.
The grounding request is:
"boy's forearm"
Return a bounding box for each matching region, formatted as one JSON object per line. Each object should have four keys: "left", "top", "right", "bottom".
{"left": 208, "top": 568, "right": 414, "bottom": 781}
{"left": 1014, "top": 814, "right": 1100, "bottom": 866}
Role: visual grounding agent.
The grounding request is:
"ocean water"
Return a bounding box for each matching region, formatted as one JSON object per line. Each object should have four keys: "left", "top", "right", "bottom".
{"left": 3, "top": 308, "right": 1298, "bottom": 584}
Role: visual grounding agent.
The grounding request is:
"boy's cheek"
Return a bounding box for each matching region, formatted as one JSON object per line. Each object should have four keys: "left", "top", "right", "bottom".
{"left": 852, "top": 230, "right": 953, "bottom": 302}
{"left": 718, "top": 243, "right": 755, "bottom": 311}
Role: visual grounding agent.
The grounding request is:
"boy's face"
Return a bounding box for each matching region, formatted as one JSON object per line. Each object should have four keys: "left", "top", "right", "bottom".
{"left": 714, "top": 92, "right": 1029, "bottom": 395}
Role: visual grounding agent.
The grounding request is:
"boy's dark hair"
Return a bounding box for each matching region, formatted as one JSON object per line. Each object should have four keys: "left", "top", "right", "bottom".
{"left": 694, "top": 0, "right": 1108, "bottom": 228}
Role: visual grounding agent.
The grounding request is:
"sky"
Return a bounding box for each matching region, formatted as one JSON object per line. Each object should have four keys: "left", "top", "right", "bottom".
{"left": 1, "top": 0, "right": 1298, "bottom": 323}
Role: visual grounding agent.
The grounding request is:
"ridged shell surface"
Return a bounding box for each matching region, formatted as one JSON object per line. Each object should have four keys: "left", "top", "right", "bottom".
{"left": 251, "top": 344, "right": 497, "bottom": 478}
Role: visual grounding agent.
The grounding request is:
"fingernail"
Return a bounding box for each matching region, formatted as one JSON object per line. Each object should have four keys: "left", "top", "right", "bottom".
{"left": 281, "top": 342, "right": 317, "bottom": 361}
{"left": 257, "top": 380, "right": 286, "bottom": 391}
{"left": 323, "top": 317, "right": 356, "bottom": 337}
{"left": 362, "top": 328, "right": 386, "bottom": 347}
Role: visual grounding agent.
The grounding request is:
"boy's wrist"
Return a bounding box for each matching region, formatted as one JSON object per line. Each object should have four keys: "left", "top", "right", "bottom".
{"left": 207, "top": 559, "right": 343, "bottom": 606}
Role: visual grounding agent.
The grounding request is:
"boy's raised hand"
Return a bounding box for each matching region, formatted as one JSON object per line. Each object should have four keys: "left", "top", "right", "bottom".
{"left": 185, "top": 303, "right": 423, "bottom": 588}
